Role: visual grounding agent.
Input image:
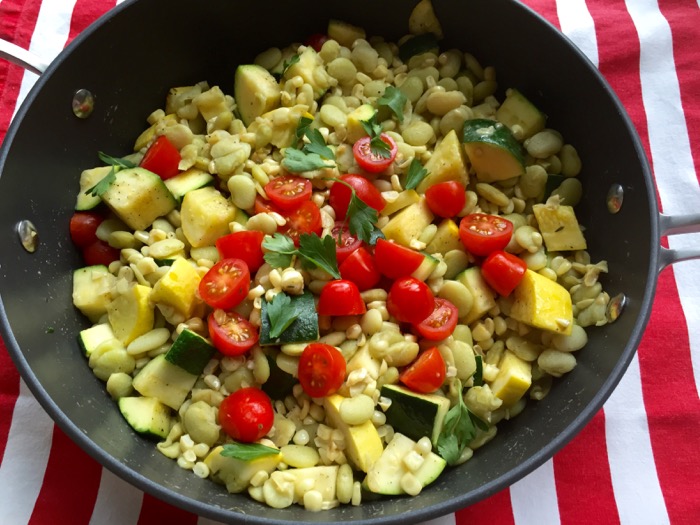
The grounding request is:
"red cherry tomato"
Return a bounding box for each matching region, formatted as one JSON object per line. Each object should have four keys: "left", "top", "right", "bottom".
{"left": 459, "top": 213, "right": 514, "bottom": 256}
{"left": 305, "top": 33, "right": 328, "bottom": 52}
{"left": 254, "top": 195, "right": 283, "bottom": 215}
{"left": 216, "top": 231, "right": 265, "bottom": 273}
{"left": 331, "top": 222, "right": 362, "bottom": 265}
{"left": 425, "top": 181, "right": 466, "bottom": 218}
{"left": 481, "top": 250, "right": 528, "bottom": 297}
{"left": 387, "top": 276, "right": 435, "bottom": 324}
{"left": 328, "top": 174, "right": 385, "bottom": 220}
{"left": 82, "top": 240, "right": 120, "bottom": 266}
{"left": 264, "top": 175, "right": 312, "bottom": 211}
{"left": 317, "top": 279, "right": 367, "bottom": 316}
{"left": 339, "top": 247, "right": 381, "bottom": 291}
{"left": 69, "top": 211, "right": 104, "bottom": 248}
{"left": 218, "top": 387, "right": 274, "bottom": 442}
{"left": 352, "top": 133, "right": 397, "bottom": 173}
{"left": 415, "top": 298, "right": 459, "bottom": 341}
{"left": 199, "top": 258, "right": 251, "bottom": 310}
{"left": 281, "top": 200, "right": 322, "bottom": 245}
{"left": 139, "top": 135, "right": 181, "bottom": 180}
{"left": 374, "top": 238, "right": 424, "bottom": 280}
{"left": 207, "top": 310, "right": 259, "bottom": 356}
{"left": 399, "top": 347, "right": 446, "bottom": 394}
{"left": 298, "top": 343, "right": 346, "bottom": 398}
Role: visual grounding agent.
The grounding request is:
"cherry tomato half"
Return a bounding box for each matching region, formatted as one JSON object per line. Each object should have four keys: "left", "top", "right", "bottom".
{"left": 328, "top": 174, "right": 385, "bottom": 220}
{"left": 331, "top": 222, "right": 362, "bottom": 265}
{"left": 69, "top": 211, "right": 104, "bottom": 248}
{"left": 208, "top": 310, "right": 259, "bottom": 356}
{"left": 82, "top": 240, "right": 120, "bottom": 266}
{"left": 199, "top": 258, "right": 251, "bottom": 310}
{"left": 387, "top": 276, "right": 435, "bottom": 324}
{"left": 374, "top": 238, "right": 424, "bottom": 280}
{"left": 352, "top": 133, "right": 398, "bottom": 173}
{"left": 219, "top": 387, "right": 274, "bottom": 442}
{"left": 216, "top": 231, "right": 265, "bottom": 273}
{"left": 317, "top": 279, "right": 367, "bottom": 316}
{"left": 415, "top": 298, "right": 459, "bottom": 341}
{"left": 339, "top": 247, "right": 381, "bottom": 291}
{"left": 139, "top": 135, "right": 181, "bottom": 180}
{"left": 399, "top": 347, "right": 446, "bottom": 394}
{"left": 425, "top": 181, "right": 466, "bottom": 218}
{"left": 264, "top": 175, "right": 312, "bottom": 211}
{"left": 254, "top": 195, "right": 282, "bottom": 215}
{"left": 481, "top": 250, "right": 528, "bottom": 297}
{"left": 298, "top": 343, "right": 346, "bottom": 398}
{"left": 459, "top": 213, "right": 514, "bottom": 256}
{"left": 281, "top": 200, "right": 323, "bottom": 245}
{"left": 305, "top": 33, "right": 329, "bottom": 52}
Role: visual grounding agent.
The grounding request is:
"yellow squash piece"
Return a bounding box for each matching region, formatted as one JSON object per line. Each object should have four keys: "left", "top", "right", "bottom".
{"left": 133, "top": 114, "right": 178, "bottom": 152}
{"left": 424, "top": 218, "right": 464, "bottom": 256}
{"left": 532, "top": 202, "right": 587, "bottom": 252}
{"left": 150, "top": 258, "right": 203, "bottom": 318}
{"left": 381, "top": 197, "right": 434, "bottom": 247}
{"left": 510, "top": 269, "right": 573, "bottom": 335}
{"left": 346, "top": 104, "right": 375, "bottom": 143}
{"left": 490, "top": 350, "right": 532, "bottom": 406}
{"left": 380, "top": 189, "right": 420, "bottom": 217}
{"left": 323, "top": 394, "right": 383, "bottom": 473}
{"left": 416, "top": 129, "right": 469, "bottom": 194}
{"left": 204, "top": 445, "right": 281, "bottom": 493}
{"left": 180, "top": 186, "right": 238, "bottom": 247}
{"left": 108, "top": 284, "right": 155, "bottom": 345}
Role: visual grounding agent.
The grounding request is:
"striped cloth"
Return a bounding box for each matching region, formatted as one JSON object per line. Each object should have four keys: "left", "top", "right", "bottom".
{"left": 1, "top": 0, "right": 699, "bottom": 523}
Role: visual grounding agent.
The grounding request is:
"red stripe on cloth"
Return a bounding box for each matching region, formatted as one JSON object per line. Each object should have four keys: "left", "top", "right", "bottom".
{"left": 137, "top": 493, "right": 199, "bottom": 525}
{"left": 27, "top": 426, "right": 102, "bottom": 525}
{"left": 66, "top": 0, "right": 116, "bottom": 46}
{"left": 520, "top": 0, "right": 561, "bottom": 30}
{"left": 456, "top": 488, "right": 515, "bottom": 525}
{"left": 553, "top": 411, "right": 620, "bottom": 525}
{"left": 0, "top": 0, "right": 43, "bottom": 142}
{"left": 657, "top": 0, "right": 700, "bottom": 182}
{"left": 0, "top": 340, "right": 20, "bottom": 462}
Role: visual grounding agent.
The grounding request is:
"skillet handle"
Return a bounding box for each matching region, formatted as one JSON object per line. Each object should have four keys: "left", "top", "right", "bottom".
{"left": 0, "top": 39, "right": 48, "bottom": 75}
{"left": 658, "top": 213, "right": 700, "bottom": 271}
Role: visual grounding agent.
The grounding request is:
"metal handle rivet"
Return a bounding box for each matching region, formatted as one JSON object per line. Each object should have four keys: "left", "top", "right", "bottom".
{"left": 17, "top": 219, "right": 38, "bottom": 253}
{"left": 72, "top": 88, "right": 95, "bottom": 118}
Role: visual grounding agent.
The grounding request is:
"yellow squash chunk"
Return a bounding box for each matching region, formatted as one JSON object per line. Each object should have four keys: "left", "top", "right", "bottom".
{"left": 381, "top": 197, "right": 434, "bottom": 247}
{"left": 424, "top": 218, "right": 464, "bottom": 256}
{"left": 381, "top": 189, "right": 420, "bottom": 216}
{"left": 150, "top": 258, "right": 203, "bottom": 318}
{"left": 323, "top": 394, "right": 383, "bottom": 473}
{"left": 532, "top": 202, "right": 587, "bottom": 252}
{"left": 204, "top": 445, "right": 281, "bottom": 493}
{"left": 72, "top": 266, "right": 116, "bottom": 322}
{"left": 133, "top": 113, "right": 178, "bottom": 152}
{"left": 346, "top": 104, "right": 375, "bottom": 143}
{"left": 495, "top": 89, "right": 546, "bottom": 140}
{"left": 108, "top": 284, "right": 155, "bottom": 345}
{"left": 180, "top": 186, "right": 238, "bottom": 248}
{"left": 490, "top": 350, "right": 532, "bottom": 406}
{"left": 416, "top": 129, "right": 469, "bottom": 194}
{"left": 510, "top": 269, "right": 573, "bottom": 335}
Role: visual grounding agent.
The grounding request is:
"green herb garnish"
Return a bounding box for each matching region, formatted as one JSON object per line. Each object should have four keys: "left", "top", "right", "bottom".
{"left": 377, "top": 85, "right": 408, "bottom": 123}
{"left": 262, "top": 232, "right": 340, "bottom": 279}
{"left": 221, "top": 442, "right": 279, "bottom": 461}
{"left": 281, "top": 54, "right": 300, "bottom": 76}
{"left": 403, "top": 158, "right": 429, "bottom": 190}
{"left": 360, "top": 114, "right": 392, "bottom": 159}
{"left": 283, "top": 118, "right": 336, "bottom": 173}
{"left": 330, "top": 177, "right": 385, "bottom": 245}
{"left": 84, "top": 152, "right": 136, "bottom": 197}
{"left": 266, "top": 292, "right": 300, "bottom": 339}
{"left": 282, "top": 148, "right": 332, "bottom": 173}
{"left": 437, "top": 379, "right": 489, "bottom": 465}
{"left": 473, "top": 355, "right": 484, "bottom": 387}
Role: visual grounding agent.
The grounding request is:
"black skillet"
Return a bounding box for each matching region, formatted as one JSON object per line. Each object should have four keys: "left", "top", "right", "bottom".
{"left": 0, "top": 0, "right": 697, "bottom": 523}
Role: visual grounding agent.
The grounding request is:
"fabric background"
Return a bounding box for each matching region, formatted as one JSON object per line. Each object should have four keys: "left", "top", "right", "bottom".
{"left": 1, "top": 1, "right": 698, "bottom": 524}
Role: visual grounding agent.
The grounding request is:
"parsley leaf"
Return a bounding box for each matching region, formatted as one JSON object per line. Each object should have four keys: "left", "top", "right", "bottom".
{"left": 346, "top": 193, "right": 381, "bottom": 244}
{"left": 221, "top": 442, "right": 279, "bottom": 461}
{"left": 84, "top": 152, "right": 136, "bottom": 197}
{"left": 473, "top": 355, "right": 484, "bottom": 387}
{"left": 294, "top": 116, "right": 314, "bottom": 144}
{"left": 283, "top": 121, "right": 336, "bottom": 173}
{"left": 266, "top": 292, "right": 300, "bottom": 339}
{"left": 361, "top": 114, "right": 392, "bottom": 159}
{"left": 281, "top": 54, "right": 300, "bottom": 76}
{"left": 436, "top": 379, "right": 488, "bottom": 466}
{"left": 378, "top": 85, "right": 408, "bottom": 123}
{"left": 404, "top": 158, "right": 429, "bottom": 190}
{"left": 262, "top": 233, "right": 297, "bottom": 268}
{"left": 297, "top": 233, "right": 340, "bottom": 279}
{"left": 282, "top": 148, "right": 333, "bottom": 173}
{"left": 304, "top": 128, "right": 335, "bottom": 159}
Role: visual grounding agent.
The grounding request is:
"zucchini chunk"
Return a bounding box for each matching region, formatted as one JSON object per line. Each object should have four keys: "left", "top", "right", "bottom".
{"left": 132, "top": 354, "right": 198, "bottom": 410}
{"left": 462, "top": 118, "right": 525, "bottom": 182}
{"left": 118, "top": 396, "right": 172, "bottom": 439}
{"left": 259, "top": 291, "right": 319, "bottom": 345}
{"left": 234, "top": 64, "right": 281, "bottom": 126}
{"left": 164, "top": 328, "right": 216, "bottom": 376}
{"left": 381, "top": 384, "right": 451, "bottom": 446}
{"left": 495, "top": 88, "right": 547, "bottom": 140}
{"left": 78, "top": 323, "right": 116, "bottom": 357}
{"left": 75, "top": 166, "right": 111, "bottom": 210}
{"left": 72, "top": 265, "right": 116, "bottom": 322}
{"left": 205, "top": 445, "right": 282, "bottom": 493}
{"left": 164, "top": 168, "right": 214, "bottom": 202}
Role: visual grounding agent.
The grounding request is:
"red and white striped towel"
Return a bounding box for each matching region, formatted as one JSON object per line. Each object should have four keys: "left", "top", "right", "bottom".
{"left": 1, "top": 1, "right": 699, "bottom": 524}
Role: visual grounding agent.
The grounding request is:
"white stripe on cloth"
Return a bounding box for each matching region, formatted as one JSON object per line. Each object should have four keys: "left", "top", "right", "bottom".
{"left": 415, "top": 514, "right": 457, "bottom": 525}
{"left": 0, "top": 380, "right": 55, "bottom": 525}
{"left": 605, "top": 356, "right": 670, "bottom": 525}
{"left": 89, "top": 468, "right": 144, "bottom": 525}
{"left": 556, "top": 0, "right": 599, "bottom": 66}
{"left": 11, "top": 0, "right": 78, "bottom": 120}
{"left": 628, "top": 0, "right": 700, "bottom": 397}
{"left": 510, "top": 459, "right": 561, "bottom": 525}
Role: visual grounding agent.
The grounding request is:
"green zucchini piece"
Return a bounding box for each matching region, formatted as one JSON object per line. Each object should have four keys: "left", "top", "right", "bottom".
{"left": 411, "top": 253, "right": 439, "bottom": 282}
{"left": 381, "top": 384, "right": 451, "bottom": 446}
{"left": 259, "top": 291, "right": 319, "bottom": 345}
{"left": 78, "top": 323, "right": 116, "bottom": 357}
{"left": 76, "top": 166, "right": 111, "bottom": 210}
{"left": 234, "top": 64, "right": 281, "bottom": 126}
{"left": 164, "top": 168, "right": 214, "bottom": 202}
{"left": 165, "top": 328, "right": 216, "bottom": 375}
{"left": 132, "top": 354, "right": 198, "bottom": 410}
{"left": 462, "top": 118, "right": 526, "bottom": 182}
{"left": 118, "top": 396, "right": 172, "bottom": 439}
{"left": 398, "top": 33, "right": 440, "bottom": 63}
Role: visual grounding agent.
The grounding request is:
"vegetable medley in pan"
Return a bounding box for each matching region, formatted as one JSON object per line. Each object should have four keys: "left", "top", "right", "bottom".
{"left": 70, "top": 0, "right": 611, "bottom": 512}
